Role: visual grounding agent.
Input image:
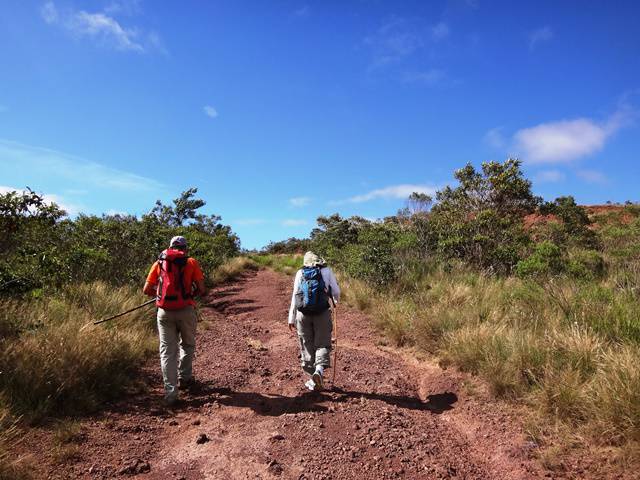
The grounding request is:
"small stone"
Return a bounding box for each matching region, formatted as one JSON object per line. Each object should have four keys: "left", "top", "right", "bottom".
{"left": 192, "top": 419, "right": 201, "bottom": 426}
{"left": 169, "top": 420, "right": 178, "bottom": 426}
{"left": 270, "top": 433, "right": 285, "bottom": 442}
{"left": 196, "top": 433, "right": 210, "bottom": 444}
{"left": 267, "top": 459, "right": 284, "bottom": 476}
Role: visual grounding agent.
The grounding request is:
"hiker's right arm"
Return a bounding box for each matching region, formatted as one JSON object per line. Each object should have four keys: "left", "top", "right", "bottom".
{"left": 288, "top": 270, "right": 302, "bottom": 326}
{"left": 143, "top": 262, "right": 159, "bottom": 297}
{"left": 143, "top": 281, "right": 157, "bottom": 297}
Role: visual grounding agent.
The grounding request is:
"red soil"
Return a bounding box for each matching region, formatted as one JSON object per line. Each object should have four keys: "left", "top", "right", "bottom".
{"left": 14, "top": 269, "right": 625, "bottom": 479}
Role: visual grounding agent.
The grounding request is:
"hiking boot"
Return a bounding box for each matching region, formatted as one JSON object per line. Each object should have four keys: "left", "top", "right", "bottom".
{"left": 312, "top": 371, "right": 324, "bottom": 391}
{"left": 178, "top": 377, "right": 196, "bottom": 390}
{"left": 163, "top": 394, "right": 179, "bottom": 407}
{"left": 304, "top": 379, "right": 316, "bottom": 391}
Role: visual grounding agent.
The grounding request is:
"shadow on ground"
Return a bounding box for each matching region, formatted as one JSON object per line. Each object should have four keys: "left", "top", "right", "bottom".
{"left": 176, "top": 382, "right": 457, "bottom": 417}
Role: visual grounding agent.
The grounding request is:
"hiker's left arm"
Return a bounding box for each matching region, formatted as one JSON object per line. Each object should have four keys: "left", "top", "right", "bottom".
{"left": 192, "top": 260, "right": 207, "bottom": 297}
{"left": 327, "top": 268, "right": 341, "bottom": 303}
{"left": 194, "top": 279, "right": 206, "bottom": 297}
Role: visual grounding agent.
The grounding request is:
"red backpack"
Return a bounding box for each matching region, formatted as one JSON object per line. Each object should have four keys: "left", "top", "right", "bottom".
{"left": 156, "top": 248, "right": 191, "bottom": 310}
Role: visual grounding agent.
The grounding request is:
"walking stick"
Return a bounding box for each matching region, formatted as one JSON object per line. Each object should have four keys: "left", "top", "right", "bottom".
{"left": 93, "top": 298, "right": 157, "bottom": 325}
{"left": 330, "top": 297, "right": 338, "bottom": 387}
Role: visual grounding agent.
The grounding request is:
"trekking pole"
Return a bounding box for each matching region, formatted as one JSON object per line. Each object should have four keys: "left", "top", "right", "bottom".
{"left": 330, "top": 297, "right": 338, "bottom": 387}
{"left": 93, "top": 298, "right": 156, "bottom": 325}
{"left": 0, "top": 278, "right": 24, "bottom": 290}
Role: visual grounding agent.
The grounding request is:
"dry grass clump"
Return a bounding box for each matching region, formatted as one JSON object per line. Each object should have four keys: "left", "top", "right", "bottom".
{"left": 338, "top": 274, "right": 374, "bottom": 312}
{"left": 0, "top": 283, "right": 156, "bottom": 421}
{"left": 0, "top": 410, "right": 32, "bottom": 479}
{"left": 211, "top": 256, "right": 259, "bottom": 284}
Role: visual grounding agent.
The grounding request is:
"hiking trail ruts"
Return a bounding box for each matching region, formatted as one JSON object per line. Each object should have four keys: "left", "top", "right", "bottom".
{"left": 23, "top": 269, "right": 548, "bottom": 479}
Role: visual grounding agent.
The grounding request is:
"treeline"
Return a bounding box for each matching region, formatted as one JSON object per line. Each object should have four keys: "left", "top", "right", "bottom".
{"left": 266, "top": 159, "right": 615, "bottom": 286}
{"left": 0, "top": 187, "right": 240, "bottom": 295}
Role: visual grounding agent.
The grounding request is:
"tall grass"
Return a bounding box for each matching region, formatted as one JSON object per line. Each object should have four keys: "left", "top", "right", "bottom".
{"left": 0, "top": 282, "right": 156, "bottom": 421}
{"left": 249, "top": 254, "right": 302, "bottom": 276}
{"left": 210, "top": 256, "right": 259, "bottom": 284}
{"left": 334, "top": 265, "right": 640, "bottom": 453}
{"left": 0, "top": 410, "right": 31, "bottom": 479}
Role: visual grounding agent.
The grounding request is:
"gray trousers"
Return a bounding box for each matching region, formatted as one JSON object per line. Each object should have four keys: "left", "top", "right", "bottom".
{"left": 296, "top": 309, "right": 333, "bottom": 375}
{"left": 157, "top": 306, "right": 197, "bottom": 401}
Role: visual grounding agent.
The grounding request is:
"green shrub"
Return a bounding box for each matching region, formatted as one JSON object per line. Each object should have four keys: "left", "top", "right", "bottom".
{"left": 516, "top": 241, "right": 565, "bottom": 277}
{"left": 567, "top": 249, "right": 605, "bottom": 279}
{"left": 0, "top": 188, "right": 239, "bottom": 294}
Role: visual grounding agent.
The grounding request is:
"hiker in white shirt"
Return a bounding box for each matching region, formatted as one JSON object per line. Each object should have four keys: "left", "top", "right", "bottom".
{"left": 288, "top": 251, "right": 340, "bottom": 391}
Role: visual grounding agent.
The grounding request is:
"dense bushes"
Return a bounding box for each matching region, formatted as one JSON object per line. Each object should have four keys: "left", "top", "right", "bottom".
{"left": 263, "top": 237, "right": 311, "bottom": 254}
{"left": 301, "top": 159, "right": 606, "bottom": 288}
{"left": 0, "top": 188, "right": 239, "bottom": 294}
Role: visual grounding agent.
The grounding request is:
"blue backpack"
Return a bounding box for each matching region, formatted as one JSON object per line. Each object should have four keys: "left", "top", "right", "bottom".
{"left": 295, "top": 266, "right": 330, "bottom": 314}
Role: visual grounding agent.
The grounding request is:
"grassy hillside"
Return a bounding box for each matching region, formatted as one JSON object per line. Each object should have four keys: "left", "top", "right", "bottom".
{"left": 258, "top": 161, "right": 640, "bottom": 468}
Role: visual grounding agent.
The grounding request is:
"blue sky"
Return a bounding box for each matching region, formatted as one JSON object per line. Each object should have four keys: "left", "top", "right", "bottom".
{"left": 1, "top": 0, "right": 639, "bottom": 249}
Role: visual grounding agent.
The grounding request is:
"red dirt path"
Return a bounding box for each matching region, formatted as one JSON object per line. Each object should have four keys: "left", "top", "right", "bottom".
{"left": 21, "top": 269, "right": 555, "bottom": 479}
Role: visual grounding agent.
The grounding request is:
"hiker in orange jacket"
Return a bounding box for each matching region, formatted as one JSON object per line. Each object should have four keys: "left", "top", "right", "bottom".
{"left": 143, "top": 236, "right": 206, "bottom": 406}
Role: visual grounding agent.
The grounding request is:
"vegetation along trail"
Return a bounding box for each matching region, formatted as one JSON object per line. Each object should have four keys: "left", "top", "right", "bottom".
{"left": 19, "top": 268, "right": 553, "bottom": 479}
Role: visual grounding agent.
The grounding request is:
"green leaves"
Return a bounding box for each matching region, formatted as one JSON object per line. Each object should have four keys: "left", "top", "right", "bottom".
{"left": 427, "top": 159, "right": 539, "bottom": 273}
{"left": 0, "top": 188, "right": 239, "bottom": 294}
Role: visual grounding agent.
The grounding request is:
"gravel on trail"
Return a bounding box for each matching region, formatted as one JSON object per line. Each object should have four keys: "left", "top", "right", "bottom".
{"left": 19, "top": 269, "right": 555, "bottom": 479}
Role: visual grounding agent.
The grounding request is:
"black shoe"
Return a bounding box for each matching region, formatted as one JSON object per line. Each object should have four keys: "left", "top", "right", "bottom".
{"left": 178, "top": 377, "right": 196, "bottom": 390}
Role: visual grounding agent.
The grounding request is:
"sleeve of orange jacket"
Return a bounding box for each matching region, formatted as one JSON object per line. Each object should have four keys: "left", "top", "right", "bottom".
{"left": 189, "top": 258, "right": 205, "bottom": 281}
{"left": 146, "top": 262, "right": 160, "bottom": 285}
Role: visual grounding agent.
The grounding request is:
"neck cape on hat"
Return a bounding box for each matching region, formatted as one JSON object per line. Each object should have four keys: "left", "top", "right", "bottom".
{"left": 303, "top": 251, "right": 326, "bottom": 268}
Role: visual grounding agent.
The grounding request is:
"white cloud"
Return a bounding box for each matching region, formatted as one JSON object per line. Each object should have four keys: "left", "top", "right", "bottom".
{"left": 529, "top": 26, "right": 553, "bottom": 51}
{"left": 203, "top": 105, "right": 218, "bottom": 119}
{"left": 147, "top": 31, "right": 168, "bottom": 55}
{"left": 294, "top": 5, "right": 310, "bottom": 17}
{"left": 282, "top": 219, "right": 308, "bottom": 227}
{"left": 0, "top": 185, "right": 82, "bottom": 216}
{"left": 235, "top": 218, "right": 267, "bottom": 226}
{"left": 40, "top": 1, "right": 58, "bottom": 24}
{"left": 515, "top": 119, "right": 605, "bottom": 163}
{"left": 104, "top": 0, "right": 142, "bottom": 16}
{"left": 364, "top": 17, "right": 423, "bottom": 69}
{"left": 289, "top": 196, "right": 311, "bottom": 207}
{"left": 577, "top": 169, "right": 609, "bottom": 184}
{"left": 484, "top": 126, "right": 506, "bottom": 149}
{"left": 335, "top": 184, "right": 438, "bottom": 204}
{"left": 40, "top": 1, "right": 161, "bottom": 53}
{"left": 513, "top": 105, "right": 634, "bottom": 164}
{"left": 431, "top": 22, "right": 450, "bottom": 41}
{"left": 534, "top": 170, "right": 565, "bottom": 183}
{"left": 106, "top": 209, "right": 129, "bottom": 216}
{"left": 0, "top": 139, "right": 163, "bottom": 192}
{"left": 69, "top": 11, "right": 144, "bottom": 52}
{"left": 403, "top": 69, "right": 446, "bottom": 86}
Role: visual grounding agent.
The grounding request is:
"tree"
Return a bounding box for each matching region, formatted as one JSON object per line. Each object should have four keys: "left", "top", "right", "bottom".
{"left": 425, "top": 159, "right": 540, "bottom": 273}
{"left": 539, "top": 196, "right": 598, "bottom": 249}
{"left": 150, "top": 188, "right": 207, "bottom": 227}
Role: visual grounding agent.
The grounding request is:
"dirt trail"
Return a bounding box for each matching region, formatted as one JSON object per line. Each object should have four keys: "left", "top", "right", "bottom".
{"left": 26, "top": 269, "right": 548, "bottom": 479}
